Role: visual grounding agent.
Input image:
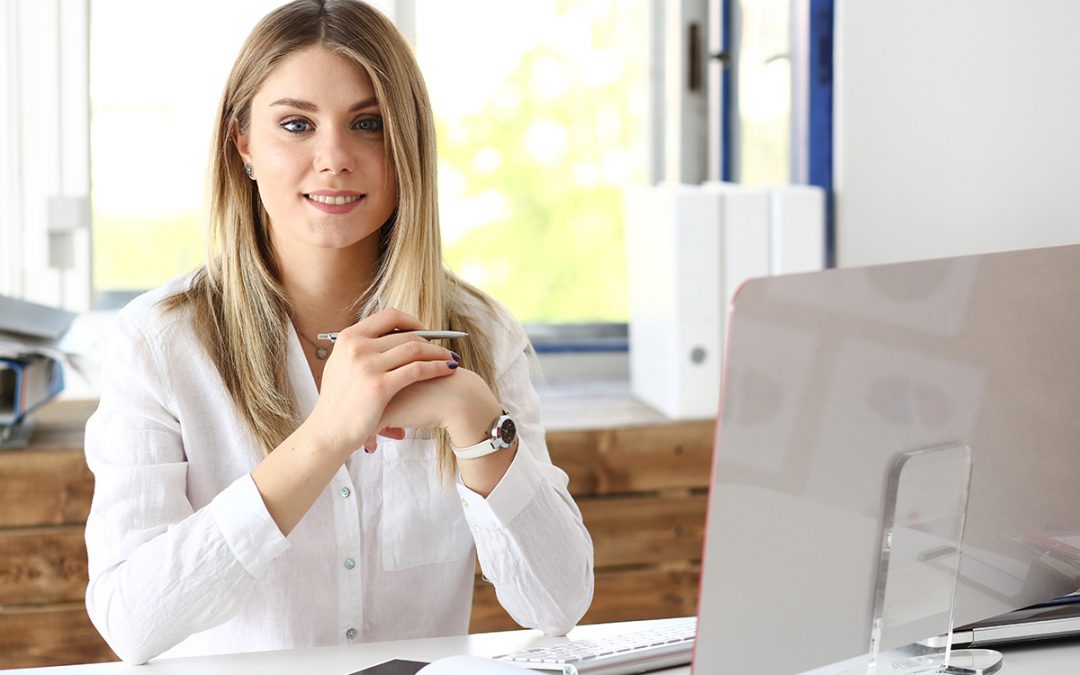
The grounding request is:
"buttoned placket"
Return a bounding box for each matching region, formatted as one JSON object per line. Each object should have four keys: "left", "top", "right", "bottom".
{"left": 333, "top": 463, "right": 363, "bottom": 642}
{"left": 287, "top": 328, "right": 367, "bottom": 644}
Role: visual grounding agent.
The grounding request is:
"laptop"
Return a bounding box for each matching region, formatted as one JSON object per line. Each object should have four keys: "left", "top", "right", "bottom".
{"left": 692, "top": 244, "right": 1080, "bottom": 673}
{"left": 922, "top": 593, "right": 1080, "bottom": 649}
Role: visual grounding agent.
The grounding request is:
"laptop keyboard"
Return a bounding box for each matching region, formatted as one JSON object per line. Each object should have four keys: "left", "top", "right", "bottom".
{"left": 494, "top": 617, "right": 696, "bottom": 674}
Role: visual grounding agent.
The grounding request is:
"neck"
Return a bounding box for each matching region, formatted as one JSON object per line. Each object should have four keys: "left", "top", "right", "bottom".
{"left": 277, "top": 242, "right": 380, "bottom": 340}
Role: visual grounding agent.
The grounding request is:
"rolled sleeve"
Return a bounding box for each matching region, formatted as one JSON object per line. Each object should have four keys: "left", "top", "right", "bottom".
{"left": 455, "top": 442, "right": 544, "bottom": 530}
{"left": 209, "top": 473, "right": 291, "bottom": 578}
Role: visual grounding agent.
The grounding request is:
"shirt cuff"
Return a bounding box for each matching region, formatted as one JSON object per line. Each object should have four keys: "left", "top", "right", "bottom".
{"left": 456, "top": 442, "right": 544, "bottom": 530}
{"left": 209, "top": 473, "right": 291, "bottom": 578}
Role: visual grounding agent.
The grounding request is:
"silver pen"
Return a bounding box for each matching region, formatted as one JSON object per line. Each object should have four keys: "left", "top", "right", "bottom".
{"left": 317, "top": 330, "right": 469, "bottom": 342}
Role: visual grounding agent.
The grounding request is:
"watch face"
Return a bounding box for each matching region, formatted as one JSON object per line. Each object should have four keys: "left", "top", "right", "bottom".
{"left": 496, "top": 416, "right": 517, "bottom": 447}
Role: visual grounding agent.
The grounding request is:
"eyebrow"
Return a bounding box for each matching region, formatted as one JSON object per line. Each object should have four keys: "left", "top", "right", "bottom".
{"left": 269, "top": 96, "right": 379, "bottom": 113}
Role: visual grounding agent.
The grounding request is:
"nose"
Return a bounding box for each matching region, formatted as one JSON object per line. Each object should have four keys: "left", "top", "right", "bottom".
{"left": 313, "top": 126, "right": 355, "bottom": 175}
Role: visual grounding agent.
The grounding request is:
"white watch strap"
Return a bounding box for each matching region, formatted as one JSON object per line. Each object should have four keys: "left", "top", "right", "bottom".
{"left": 452, "top": 438, "right": 499, "bottom": 460}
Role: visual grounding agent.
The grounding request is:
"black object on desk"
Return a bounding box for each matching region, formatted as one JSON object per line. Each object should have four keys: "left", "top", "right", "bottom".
{"left": 349, "top": 659, "right": 428, "bottom": 675}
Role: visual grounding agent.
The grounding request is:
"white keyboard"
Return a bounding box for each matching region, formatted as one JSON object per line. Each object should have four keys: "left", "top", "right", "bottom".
{"left": 494, "top": 617, "right": 696, "bottom": 675}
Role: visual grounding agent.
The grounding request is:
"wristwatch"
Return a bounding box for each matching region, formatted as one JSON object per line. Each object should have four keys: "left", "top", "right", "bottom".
{"left": 451, "top": 410, "right": 517, "bottom": 460}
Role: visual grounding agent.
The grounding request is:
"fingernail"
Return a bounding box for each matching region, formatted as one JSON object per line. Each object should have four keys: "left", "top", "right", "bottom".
{"left": 451, "top": 351, "right": 461, "bottom": 362}
{"left": 448, "top": 360, "right": 459, "bottom": 369}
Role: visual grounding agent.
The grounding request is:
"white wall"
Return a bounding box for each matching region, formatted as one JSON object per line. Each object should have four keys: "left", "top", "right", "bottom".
{"left": 835, "top": 1, "right": 1080, "bottom": 267}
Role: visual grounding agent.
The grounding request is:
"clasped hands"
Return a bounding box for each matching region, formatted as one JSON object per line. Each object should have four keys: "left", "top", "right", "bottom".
{"left": 305, "top": 308, "right": 502, "bottom": 460}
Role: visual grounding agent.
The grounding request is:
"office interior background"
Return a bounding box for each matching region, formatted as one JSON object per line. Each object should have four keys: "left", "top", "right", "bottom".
{"left": 3, "top": 0, "right": 1079, "bottom": 353}
{"left": 2, "top": 0, "right": 1080, "bottom": 669}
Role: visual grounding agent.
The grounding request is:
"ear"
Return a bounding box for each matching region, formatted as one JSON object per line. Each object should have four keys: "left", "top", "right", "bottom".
{"left": 231, "top": 120, "right": 251, "bottom": 164}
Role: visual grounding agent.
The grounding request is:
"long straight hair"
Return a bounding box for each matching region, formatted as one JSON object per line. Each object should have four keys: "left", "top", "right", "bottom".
{"left": 164, "top": 0, "right": 500, "bottom": 473}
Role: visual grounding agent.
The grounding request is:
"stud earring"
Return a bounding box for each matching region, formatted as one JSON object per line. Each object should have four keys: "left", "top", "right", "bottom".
{"left": 244, "top": 163, "right": 255, "bottom": 179}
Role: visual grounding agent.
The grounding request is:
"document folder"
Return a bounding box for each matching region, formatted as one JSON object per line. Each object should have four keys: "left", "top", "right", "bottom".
{"left": 0, "top": 354, "right": 65, "bottom": 426}
{"left": 0, "top": 294, "right": 76, "bottom": 340}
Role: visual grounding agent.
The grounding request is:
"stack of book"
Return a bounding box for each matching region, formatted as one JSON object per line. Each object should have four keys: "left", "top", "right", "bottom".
{"left": 0, "top": 294, "right": 76, "bottom": 448}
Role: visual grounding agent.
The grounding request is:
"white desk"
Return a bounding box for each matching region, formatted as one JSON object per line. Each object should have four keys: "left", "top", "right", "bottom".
{"left": 7, "top": 618, "right": 1080, "bottom": 674}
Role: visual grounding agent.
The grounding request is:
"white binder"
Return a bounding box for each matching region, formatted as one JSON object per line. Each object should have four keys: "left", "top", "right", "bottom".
{"left": 624, "top": 182, "right": 824, "bottom": 419}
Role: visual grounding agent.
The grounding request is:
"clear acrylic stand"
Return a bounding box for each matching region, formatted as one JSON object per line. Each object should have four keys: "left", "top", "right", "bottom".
{"left": 842, "top": 444, "right": 1002, "bottom": 674}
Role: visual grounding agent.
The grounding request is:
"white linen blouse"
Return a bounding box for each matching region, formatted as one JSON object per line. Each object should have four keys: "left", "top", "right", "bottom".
{"left": 83, "top": 276, "right": 594, "bottom": 664}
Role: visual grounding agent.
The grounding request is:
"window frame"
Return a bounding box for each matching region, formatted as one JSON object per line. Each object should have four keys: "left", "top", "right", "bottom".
{"left": 1, "top": 0, "right": 92, "bottom": 311}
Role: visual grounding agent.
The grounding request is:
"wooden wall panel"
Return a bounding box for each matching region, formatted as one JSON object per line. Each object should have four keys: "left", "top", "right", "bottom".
{"left": 546, "top": 421, "right": 714, "bottom": 497}
{"left": 544, "top": 430, "right": 600, "bottom": 496}
{"left": 0, "top": 526, "right": 88, "bottom": 605}
{"left": 0, "top": 450, "right": 94, "bottom": 527}
{"left": 585, "top": 567, "right": 701, "bottom": 623}
{"left": 597, "top": 424, "right": 714, "bottom": 494}
{"left": 581, "top": 494, "right": 706, "bottom": 569}
{"left": 0, "top": 604, "right": 116, "bottom": 669}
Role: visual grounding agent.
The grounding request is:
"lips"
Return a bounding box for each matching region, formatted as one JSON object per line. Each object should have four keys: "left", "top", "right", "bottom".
{"left": 303, "top": 190, "right": 366, "bottom": 214}
{"left": 304, "top": 187, "right": 367, "bottom": 211}
{"left": 306, "top": 193, "right": 362, "bottom": 205}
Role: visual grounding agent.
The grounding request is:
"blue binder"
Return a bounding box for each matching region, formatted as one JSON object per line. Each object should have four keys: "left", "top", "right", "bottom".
{"left": 0, "top": 354, "right": 65, "bottom": 426}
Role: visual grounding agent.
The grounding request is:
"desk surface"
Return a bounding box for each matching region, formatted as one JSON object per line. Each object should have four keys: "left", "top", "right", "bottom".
{"left": 7, "top": 618, "right": 1080, "bottom": 675}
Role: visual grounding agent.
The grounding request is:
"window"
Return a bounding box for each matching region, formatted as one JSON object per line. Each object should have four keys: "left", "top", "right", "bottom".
{"left": 414, "top": 0, "right": 649, "bottom": 324}
{"left": 89, "top": 0, "right": 287, "bottom": 307}
{"left": 731, "top": 0, "right": 793, "bottom": 185}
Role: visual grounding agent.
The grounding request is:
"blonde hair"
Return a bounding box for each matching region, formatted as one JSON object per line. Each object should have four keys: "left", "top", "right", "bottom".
{"left": 165, "top": 0, "right": 500, "bottom": 474}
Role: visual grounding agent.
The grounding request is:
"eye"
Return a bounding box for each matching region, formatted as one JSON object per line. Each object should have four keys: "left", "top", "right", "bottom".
{"left": 281, "top": 117, "right": 312, "bottom": 133}
{"left": 354, "top": 116, "right": 384, "bottom": 132}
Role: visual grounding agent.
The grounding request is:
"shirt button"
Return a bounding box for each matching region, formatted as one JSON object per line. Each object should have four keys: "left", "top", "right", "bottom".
{"left": 346, "top": 628, "right": 358, "bottom": 640}
{"left": 344, "top": 557, "right": 356, "bottom": 570}
{"left": 340, "top": 486, "right": 351, "bottom": 498}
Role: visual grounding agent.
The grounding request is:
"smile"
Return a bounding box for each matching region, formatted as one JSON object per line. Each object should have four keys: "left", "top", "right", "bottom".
{"left": 305, "top": 193, "right": 363, "bottom": 205}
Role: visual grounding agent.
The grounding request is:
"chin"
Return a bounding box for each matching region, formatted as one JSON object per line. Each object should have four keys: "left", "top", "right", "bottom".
{"left": 311, "top": 227, "right": 383, "bottom": 251}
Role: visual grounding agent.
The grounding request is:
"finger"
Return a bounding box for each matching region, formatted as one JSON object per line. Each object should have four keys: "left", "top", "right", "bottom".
{"left": 378, "top": 426, "right": 406, "bottom": 440}
{"left": 378, "top": 339, "right": 458, "bottom": 372}
{"left": 371, "top": 331, "right": 435, "bottom": 353}
{"left": 383, "top": 357, "right": 458, "bottom": 398}
{"left": 363, "top": 434, "right": 378, "bottom": 454}
{"left": 351, "top": 308, "right": 423, "bottom": 340}
{"left": 324, "top": 331, "right": 425, "bottom": 368}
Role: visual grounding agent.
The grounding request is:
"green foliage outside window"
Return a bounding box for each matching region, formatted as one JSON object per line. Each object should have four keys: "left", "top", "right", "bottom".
{"left": 425, "top": 1, "right": 647, "bottom": 324}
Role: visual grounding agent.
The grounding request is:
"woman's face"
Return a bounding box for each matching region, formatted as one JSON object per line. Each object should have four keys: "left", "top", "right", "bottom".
{"left": 236, "top": 44, "right": 398, "bottom": 256}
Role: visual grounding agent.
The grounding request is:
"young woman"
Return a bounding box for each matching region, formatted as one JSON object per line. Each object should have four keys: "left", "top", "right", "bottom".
{"left": 83, "top": 0, "right": 593, "bottom": 664}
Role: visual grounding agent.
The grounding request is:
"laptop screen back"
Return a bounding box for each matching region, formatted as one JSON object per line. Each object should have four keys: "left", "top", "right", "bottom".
{"left": 693, "top": 244, "right": 1080, "bottom": 673}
